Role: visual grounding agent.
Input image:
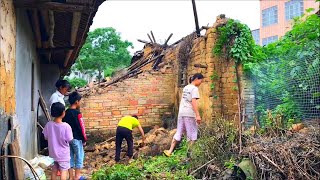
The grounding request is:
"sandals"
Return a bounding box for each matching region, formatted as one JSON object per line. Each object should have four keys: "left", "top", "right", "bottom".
{"left": 79, "top": 176, "right": 87, "bottom": 180}
{"left": 163, "top": 150, "right": 171, "bottom": 157}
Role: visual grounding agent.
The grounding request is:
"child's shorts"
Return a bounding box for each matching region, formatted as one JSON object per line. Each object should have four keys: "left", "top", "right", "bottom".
{"left": 52, "top": 161, "right": 70, "bottom": 171}
{"left": 70, "top": 139, "right": 85, "bottom": 169}
{"left": 173, "top": 116, "right": 198, "bottom": 141}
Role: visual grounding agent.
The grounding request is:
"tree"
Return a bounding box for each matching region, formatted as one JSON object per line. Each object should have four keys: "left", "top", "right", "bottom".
{"left": 64, "top": 77, "right": 87, "bottom": 89}
{"left": 74, "top": 27, "right": 133, "bottom": 82}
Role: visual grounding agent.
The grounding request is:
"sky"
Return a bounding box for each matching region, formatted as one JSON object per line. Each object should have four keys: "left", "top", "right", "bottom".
{"left": 90, "top": 1, "right": 260, "bottom": 54}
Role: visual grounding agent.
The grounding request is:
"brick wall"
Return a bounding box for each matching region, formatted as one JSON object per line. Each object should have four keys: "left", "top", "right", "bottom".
{"left": 82, "top": 17, "right": 253, "bottom": 131}
{"left": 82, "top": 71, "right": 175, "bottom": 131}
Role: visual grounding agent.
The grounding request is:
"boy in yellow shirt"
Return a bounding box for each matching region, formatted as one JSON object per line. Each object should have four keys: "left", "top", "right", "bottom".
{"left": 115, "top": 115, "right": 145, "bottom": 162}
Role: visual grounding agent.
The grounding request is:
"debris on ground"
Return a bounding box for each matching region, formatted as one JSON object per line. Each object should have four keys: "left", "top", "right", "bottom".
{"left": 242, "top": 122, "right": 320, "bottom": 180}
{"left": 83, "top": 126, "right": 176, "bottom": 176}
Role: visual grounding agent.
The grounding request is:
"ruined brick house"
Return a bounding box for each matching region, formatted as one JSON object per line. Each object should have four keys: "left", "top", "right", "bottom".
{"left": 0, "top": 0, "right": 104, "bottom": 178}
{"left": 79, "top": 16, "right": 254, "bottom": 132}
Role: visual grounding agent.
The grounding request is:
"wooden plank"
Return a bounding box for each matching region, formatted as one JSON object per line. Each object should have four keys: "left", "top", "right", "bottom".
{"left": 163, "top": 33, "right": 173, "bottom": 47}
{"left": 32, "top": 10, "right": 42, "bottom": 48}
{"left": 147, "top": 34, "right": 154, "bottom": 43}
{"left": 40, "top": 10, "right": 52, "bottom": 63}
{"left": 14, "top": 2, "right": 94, "bottom": 13}
{"left": 37, "top": 46, "right": 75, "bottom": 53}
{"left": 48, "top": 10, "right": 55, "bottom": 48}
{"left": 191, "top": 0, "right": 200, "bottom": 37}
{"left": 9, "top": 140, "right": 24, "bottom": 180}
{"left": 64, "top": 12, "right": 81, "bottom": 67}
{"left": 194, "top": 64, "right": 208, "bottom": 68}
{"left": 38, "top": 90, "right": 51, "bottom": 122}
{"left": 1, "top": 131, "right": 11, "bottom": 180}
{"left": 150, "top": 31, "right": 156, "bottom": 43}
{"left": 137, "top": 39, "right": 150, "bottom": 44}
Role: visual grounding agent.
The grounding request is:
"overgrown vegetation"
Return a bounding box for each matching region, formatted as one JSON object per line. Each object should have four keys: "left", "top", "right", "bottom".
{"left": 213, "top": 19, "right": 264, "bottom": 66}
{"left": 190, "top": 118, "right": 239, "bottom": 179}
{"left": 213, "top": 12, "right": 320, "bottom": 127}
{"left": 92, "top": 140, "right": 194, "bottom": 180}
{"left": 253, "top": 12, "right": 320, "bottom": 126}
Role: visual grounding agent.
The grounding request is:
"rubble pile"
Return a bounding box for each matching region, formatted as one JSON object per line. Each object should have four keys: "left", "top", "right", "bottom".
{"left": 242, "top": 123, "right": 320, "bottom": 180}
{"left": 83, "top": 127, "right": 177, "bottom": 173}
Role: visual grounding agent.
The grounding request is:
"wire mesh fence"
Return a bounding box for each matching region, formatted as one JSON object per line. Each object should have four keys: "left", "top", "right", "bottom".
{"left": 246, "top": 42, "right": 320, "bottom": 127}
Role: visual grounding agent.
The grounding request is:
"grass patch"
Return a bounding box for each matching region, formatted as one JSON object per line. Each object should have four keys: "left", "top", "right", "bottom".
{"left": 92, "top": 140, "right": 194, "bottom": 180}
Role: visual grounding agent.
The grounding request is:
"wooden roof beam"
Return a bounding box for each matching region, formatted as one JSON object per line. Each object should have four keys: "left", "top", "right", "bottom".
{"left": 48, "top": 10, "right": 55, "bottom": 48}
{"left": 64, "top": 12, "right": 81, "bottom": 67}
{"left": 15, "top": 2, "right": 94, "bottom": 13}
{"left": 38, "top": 46, "right": 75, "bottom": 54}
{"left": 40, "top": 10, "right": 52, "bottom": 63}
{"left": 31, "top": 10, "right": 42, "bottom": 48}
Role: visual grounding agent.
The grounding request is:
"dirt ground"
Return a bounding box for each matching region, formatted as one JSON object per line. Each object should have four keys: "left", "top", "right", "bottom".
{"left": 44, "top": 126, "right": 176, "bottom": 179}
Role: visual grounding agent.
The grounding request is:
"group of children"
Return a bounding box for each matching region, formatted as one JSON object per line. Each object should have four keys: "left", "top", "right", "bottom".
{"left": 44, "top": 72, "right": 204, "bottom": 179}
{"left": 44, "top": 91, "right": 87, "bottom": 180}
{"left": 45, "top": 80, "right": 146, "bottom": 180}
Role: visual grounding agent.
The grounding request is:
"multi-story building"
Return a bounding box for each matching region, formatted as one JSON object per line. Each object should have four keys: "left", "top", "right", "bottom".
{"left": 67, "top": 70, "right": 104, "bottom": 83}
{"left": 252, "top": 29, "right": 260, "bottom": 45}
{"left": 257, "top": 0, "right": 319, "bottom": 46}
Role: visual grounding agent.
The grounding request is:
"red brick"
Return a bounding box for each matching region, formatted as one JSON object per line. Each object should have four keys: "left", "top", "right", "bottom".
{"left": 112, "top": 110, "right": 121, "bottom": 115}
{"left": 100, "top": 120, "right": 109, "bottom": 126}
{"left": 129, "top": 100, "right": 138, "bottom": 106}
{"left": 89, "top": 121, "right": 99, "bottom": 127}
{"left": 138, "top": 108, "right": 145, "bottom": 115}
{"left": 109, "top": 120, "right": 119, "bottom": 125}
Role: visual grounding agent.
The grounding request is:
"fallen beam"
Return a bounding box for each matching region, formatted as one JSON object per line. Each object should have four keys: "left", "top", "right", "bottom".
{"left": 137, "top": 39, "right": 151, "bottom": 44}
{"left": 163, "top": 33, "right": 173, "bottom": 47}
{"left": 194, "top": 64, "right": 208, "bottom": 69}
{"left": 147, "top": 34, "right": 154, "bottom": 43}
{"left": 150, "top": 31, "right": 157, "bottom": 43}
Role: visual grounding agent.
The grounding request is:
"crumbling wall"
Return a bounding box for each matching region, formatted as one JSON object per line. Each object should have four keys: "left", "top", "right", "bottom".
{"left": 82, "top": 70, "right": 175, "bottom": 131}
{"left": 0, "top": 0, "right": 16, "bottom": 114}
{"left": 82, "top": 16, "right": 252, "bottom": 131}
{"left": 160, "top": 23, "right": 243, "bottom": 122}
{"left": 0, "top": 1, "right": 16, "bottom": 178}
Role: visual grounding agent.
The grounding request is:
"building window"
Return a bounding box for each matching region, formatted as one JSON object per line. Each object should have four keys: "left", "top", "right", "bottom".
{"left": 262, "top": 35, "right": 278, "bottom": 46}
{"left": 262, "top": 6, "right": 278, "bottom": 27}
{"left": 74, "top": 71, "right": 79, "bottom": 76}
{"left": 285, "top": 0, "right": 304, "bottom": 20}
{"left": 251, "top": 29, "right": 260, "bottom": 45}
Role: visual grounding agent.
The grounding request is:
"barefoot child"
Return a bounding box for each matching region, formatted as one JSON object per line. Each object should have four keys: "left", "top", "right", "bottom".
{"left": 115, "top": 115, "right": 145, "bottom": 162}
{"left": 63, "top": 91, "right": 87, "bottom": 180}
{"left": 43, "top": 102, "right": 73, "bottom": 180}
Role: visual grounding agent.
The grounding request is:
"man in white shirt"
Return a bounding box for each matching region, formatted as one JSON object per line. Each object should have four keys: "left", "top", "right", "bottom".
{"left": 49, "top": 80, "right": 71, "bottom": 107}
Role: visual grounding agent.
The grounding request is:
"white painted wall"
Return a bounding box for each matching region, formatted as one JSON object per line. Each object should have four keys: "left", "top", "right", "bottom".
{"left": 15, "top": 9, "right": 60, "bottom": 160}
{"left": 15, "top": 9, "right": 41, "bottom": 159}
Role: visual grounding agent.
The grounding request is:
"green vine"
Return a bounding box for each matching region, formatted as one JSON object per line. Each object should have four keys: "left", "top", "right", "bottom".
{"left": 213, "top": 19, "right": 265, "bottom": 70}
